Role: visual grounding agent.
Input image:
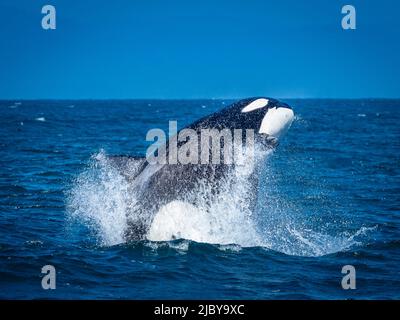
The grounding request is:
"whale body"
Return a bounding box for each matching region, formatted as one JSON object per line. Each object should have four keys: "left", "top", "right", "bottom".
{"left": 107, "top": 97, "right": 294, "bottom": 241}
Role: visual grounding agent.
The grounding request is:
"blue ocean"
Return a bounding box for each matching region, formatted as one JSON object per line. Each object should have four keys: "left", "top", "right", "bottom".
{"left": 0, "top": 99, "right": 399, "bottom": 299}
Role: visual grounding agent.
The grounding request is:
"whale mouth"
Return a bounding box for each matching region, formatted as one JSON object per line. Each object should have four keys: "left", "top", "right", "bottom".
{"left": 258, "top": 134, "right": 279, "bottom": 148}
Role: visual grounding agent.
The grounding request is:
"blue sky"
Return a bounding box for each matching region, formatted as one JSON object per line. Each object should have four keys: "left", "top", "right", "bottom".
{"left": 0, "top": 0, "right": 399, "bottom": 99}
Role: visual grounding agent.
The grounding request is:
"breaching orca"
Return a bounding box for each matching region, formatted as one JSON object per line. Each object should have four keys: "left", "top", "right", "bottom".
{"left": 107, "top": 97, "right": 294, "bottom": 241}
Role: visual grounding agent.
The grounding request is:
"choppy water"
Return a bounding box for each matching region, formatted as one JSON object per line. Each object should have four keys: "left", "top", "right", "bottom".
{"left": 0, "top": 99, "right": 399, "bottom": 299}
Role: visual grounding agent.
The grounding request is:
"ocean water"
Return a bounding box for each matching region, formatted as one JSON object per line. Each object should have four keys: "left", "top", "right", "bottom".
{"left": 0, "top": 99, "right": 399, "bottom": 299}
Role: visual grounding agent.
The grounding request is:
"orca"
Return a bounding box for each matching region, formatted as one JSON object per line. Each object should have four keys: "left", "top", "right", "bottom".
{"left": 107, "top": 97, "right": 294, "bottom": 241}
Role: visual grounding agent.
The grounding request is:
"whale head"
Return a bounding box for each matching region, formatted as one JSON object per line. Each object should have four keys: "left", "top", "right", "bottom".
{"left": 195, "top": 97, "right": 294, "bottom": 149}
{"left": 240, "top": 97, "right": 294, "bottom": 140}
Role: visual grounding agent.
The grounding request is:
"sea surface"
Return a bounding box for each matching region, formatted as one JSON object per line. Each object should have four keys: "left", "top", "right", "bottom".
{"left": 0, "top": 99, "right": 399, "bottom": 299}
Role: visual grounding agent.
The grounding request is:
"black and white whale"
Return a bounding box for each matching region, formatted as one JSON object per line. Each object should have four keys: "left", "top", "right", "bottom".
{"left": 107, "top": 97, "right": 294, "bottom": 241}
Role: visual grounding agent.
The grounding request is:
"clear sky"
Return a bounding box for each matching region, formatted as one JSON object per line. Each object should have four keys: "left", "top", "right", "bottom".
{"left": 0, "top": 0, "right": 399, "bottom": 99}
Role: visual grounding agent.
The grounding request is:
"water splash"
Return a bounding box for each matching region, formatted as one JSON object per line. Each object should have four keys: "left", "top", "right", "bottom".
{"left": 254, "top": 157, "right": 376, "bottom": 256}
{"left": 147, "top": 147, "right": 268, "bottom": 247}
{"left": 67, "top": 149, "right": 374, "bottom": 256}
{"left": 67, "top": 151, "right": 132, "bottom": 246}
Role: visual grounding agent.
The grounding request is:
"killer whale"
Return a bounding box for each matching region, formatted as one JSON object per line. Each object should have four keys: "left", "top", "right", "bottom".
{"left": 107, "top": 97, "right": 294, "bottom": 241}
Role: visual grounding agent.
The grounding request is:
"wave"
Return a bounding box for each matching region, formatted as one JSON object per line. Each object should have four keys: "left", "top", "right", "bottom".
{"left": 66, "top": 150, "right": 375, "bottom": 257}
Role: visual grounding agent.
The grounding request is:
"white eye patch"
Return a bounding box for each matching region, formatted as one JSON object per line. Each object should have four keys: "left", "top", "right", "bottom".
{"left": 241, "top": 98, "right": 269, "bottom": 113}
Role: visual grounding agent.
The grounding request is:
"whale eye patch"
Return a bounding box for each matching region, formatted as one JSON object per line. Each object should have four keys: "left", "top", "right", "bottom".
{"left": 241, "top": 98, "right": 269, "bottom": 113}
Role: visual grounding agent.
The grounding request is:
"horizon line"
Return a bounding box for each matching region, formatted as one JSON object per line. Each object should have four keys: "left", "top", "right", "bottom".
{"left": 1, "top": 97, "right": 400, "bottom": 101}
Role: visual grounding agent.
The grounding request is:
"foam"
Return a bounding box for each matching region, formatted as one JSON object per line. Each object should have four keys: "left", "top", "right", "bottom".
{"left": 67, "top": 145, "right": 374, "bottom": 256}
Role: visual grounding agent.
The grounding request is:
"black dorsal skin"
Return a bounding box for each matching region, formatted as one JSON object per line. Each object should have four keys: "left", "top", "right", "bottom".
{"left": 107, "top": 97, "right": 293, "bottom": 241}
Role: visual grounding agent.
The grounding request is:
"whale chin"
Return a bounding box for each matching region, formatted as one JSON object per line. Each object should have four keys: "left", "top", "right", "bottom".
{"left": 258, "top": 134, "right": 279, "bottom": 148}
{"left": 248, "top": 134, "right": 278, "bottom": 154}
